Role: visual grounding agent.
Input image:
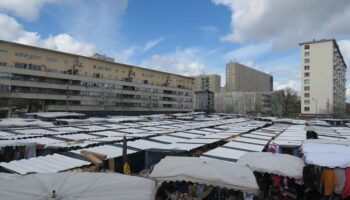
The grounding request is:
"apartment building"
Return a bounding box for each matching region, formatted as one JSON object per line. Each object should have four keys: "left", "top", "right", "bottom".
{"left": 300, "top": 39, "right": 346, "bottom": 116}
{"left": 194, "top": 91, "right": 215, "bottom": 113}
{"left": 193, "top": 74, "right": 221, "bottom": 92}
{"left": 214, "top": 92, "right": 271, "bottom": 115}
{"left": 225, "top": 62, "right": 273, "bottom": 92}
{"left": 0, "top": 40, "right": 194, "bottom": 116}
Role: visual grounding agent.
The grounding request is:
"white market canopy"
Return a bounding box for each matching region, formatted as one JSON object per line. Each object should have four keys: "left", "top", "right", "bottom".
{"left": 302, "top": 139, "right": 350, "bottom": 168}
{"left": 0, "top": 154, "right": 91, "bottom": 174}
{"left": 149, "top": 156, "right": 259, "bottom": 194}
{"left": 0, "top": 172, "right": 156, "bottom": 200}
{"left": 237, "top": 152, "right": 305, "bottom": 179}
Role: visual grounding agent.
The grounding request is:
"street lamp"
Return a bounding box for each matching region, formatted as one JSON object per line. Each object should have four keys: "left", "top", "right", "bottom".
{"left": 312, "top": 98, "right": 317, "bottom": 115}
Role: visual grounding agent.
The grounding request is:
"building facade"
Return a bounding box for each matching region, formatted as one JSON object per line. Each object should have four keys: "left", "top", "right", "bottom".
{"left": 0, "top": 40, "right": 194, "bottom": 116}
{"left": 193, "top": 74, "right": 221, "bottom": 92}
{"left": 214, "top": 92, "right": 271, "bottom": 115}
{"left": 300, "top": 39, "right": 346, "bottom": 116}
{"left": 194, "top": 91, "right": 215, "bottom": 113}
{"left": 225, "top": 62, "right": 273, "bottom": 92}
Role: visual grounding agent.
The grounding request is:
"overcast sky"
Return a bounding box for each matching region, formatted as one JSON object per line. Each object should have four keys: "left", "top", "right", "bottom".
{"left": 1, "top": 0, "right": 350, "bottom": 99}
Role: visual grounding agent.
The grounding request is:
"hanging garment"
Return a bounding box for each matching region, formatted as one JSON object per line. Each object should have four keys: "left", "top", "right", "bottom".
{"left": 243, "top": 192, "right": 254, "bottom": 200}
{"left": 334, "top": 168, "right": 345, "bottom": 195}
{"left": 123, "top": 162, "right": 131, "bottom": 175}
{"left": 303, "top": 166, "right": 315, "bottom": 188}
{"left": 25, "top": 143, "right": 36, "bottom": 159}
{"left": 304, "top": 188, "right": 322, "bottom": 200}
{"left": 342, "top": 168, "right": 350, "bottom": 199}
{"left": 272, "top": 175, "right": 281, "bottom": 187}
{"left": 321, "top": 168, "right": 337, "bottom": 196}
{"left": 267, "top": 144, "right": 279, "bottom": 153}
{"left": 292, "top": 147, "right": 299, "bottom": 156}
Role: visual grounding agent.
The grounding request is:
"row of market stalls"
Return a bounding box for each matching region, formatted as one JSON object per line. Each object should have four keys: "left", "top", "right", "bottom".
{"left": 0, "top": 115, "right": 278, "bottom": 199}
{"left": 1, "top": 143, "right": 348, "bottom": 200}
{"left": 1, "top": 113, "right": 350, "bottom": 199}
{"left": 0, "top": 117, "right": 271, "bottom": 174}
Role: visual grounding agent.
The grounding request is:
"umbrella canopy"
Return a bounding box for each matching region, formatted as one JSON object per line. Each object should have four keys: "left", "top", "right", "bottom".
{"left": 0, "top": 172, "right": 19, "bottom": 184}
{"left": 237, "top": 152, "right": 305, "bottom": 179}
{"left": 0, "top": 172, "right": 156, "bottom": 200}
{"left": 149, "top": 156, "right": 259, "bottom": 194}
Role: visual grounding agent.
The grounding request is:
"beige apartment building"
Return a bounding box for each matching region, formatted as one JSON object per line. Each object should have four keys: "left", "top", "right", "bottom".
{"left": 300, "top": 39, "right": 346, "bottom": 116}
{"left": 193, "top": 74, "right": 221, "bottom": 92}
{"left": 225, "top": 62, "right": 273, "bottom": 92}
{"left": 0, "top": 40, "right": 194, "bottom": 116}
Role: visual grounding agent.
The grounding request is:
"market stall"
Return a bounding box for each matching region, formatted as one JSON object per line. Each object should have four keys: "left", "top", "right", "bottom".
{"left": 237, "top": 152, "right": 305, "bottom": 179}
{"left": 150, "top": 156, "right": 259, "bottom": 199}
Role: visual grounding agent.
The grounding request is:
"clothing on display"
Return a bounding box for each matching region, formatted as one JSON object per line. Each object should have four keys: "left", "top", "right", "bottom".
{"left": 321, "top": 168, "right": 337, "bottom": 196}
{"left": 342, "top": 168, "right": 350, "bottom": 199}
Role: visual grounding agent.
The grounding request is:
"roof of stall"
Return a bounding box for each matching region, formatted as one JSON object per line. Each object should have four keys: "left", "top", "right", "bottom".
{"left": 202, "top": 147, "right": 249, "bottom": 162}
{"left": 26, "top": 112, "right": 85, "bottom": 118}
{"left": 150, "top": 156, "right": 259, "bottom": 194}
{"left": 0, "top": 118, "right": 53, "bottom": 128}
{"left": 0, "top": 154, "right": 90, "bottom": 174}
{"left": 237, "top": 152, "right": 305, "bottom": 179}
{"left": 302, "top": 139, "right": 350, "bottom": 168}
{"left": 71, "top": 145, "right": 137, "bottom": 159}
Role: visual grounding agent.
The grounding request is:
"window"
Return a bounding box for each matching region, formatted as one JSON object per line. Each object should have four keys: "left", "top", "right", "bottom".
{"left": 304, "top": 72, "right": 310, "bottom": 77}
{"left": 94, "top": 65, "right": 111, "bottom": 71}
{"left": 304, "top": 65, "right": 310, "bottom": 70}
{"left": 304, "top": 100, "right": 310, "bottom": 105}
{"left": 0, "top": 50, "right": 7, "bottom": 56}
{"left": 304, "top": 59, "right": 310, "bottom": 63}
{"left": 14, "top": 62, "right": 27, "bottom": 69}
{"left": 304, "top": 93, "right": 310, "bottom": 97}
{"left": 304, "top": 52, "right": 310, "bottom": 56}
{"left": 304, "top": 107, "right": 310, "bottom": 111}
{"left": 15, "top": 52, "right": 40, "bottom": 60}
{"left": 28, "top": 64, "right": 41, "bottom": 71}
{"left": 0, "top": 62, "right": 6, "bottom": 66}
{"left": 47, "top": 58, "right": 58, "bottom": 63}
{"left": 304, "top": 86, "right": 310, "bottom": 91}
{"left": 304, "top": 79, "right": 310, "bottom": 84}
{"left": 29, "top": 55, "right": 41, "bottom": 60}
{"left": 304, "top": 45, "right": 310, "bottom": 49}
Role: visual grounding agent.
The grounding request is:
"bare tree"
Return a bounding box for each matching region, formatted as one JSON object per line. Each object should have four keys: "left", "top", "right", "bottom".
{"left": 269, "top": 90, "right": 285, "bottom": 117}
{"left": 283, "top": 87, "right": 299, "bottom": 118}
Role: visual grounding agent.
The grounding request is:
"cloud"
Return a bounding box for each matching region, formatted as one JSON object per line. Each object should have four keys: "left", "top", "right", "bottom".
{"left": 0, "top": 13, "right": 95, "bottom": 56}
{"left": 43, "top": 34, "right": 95, "bottom": 56}
{"left": 338, "top": 40, "right": 350, "bottom": 101}
{"left": 338, "top": 40, "right": 350, "bottom": 66}
{"left": 143, "top": 37, "right": 165, "bottom": 52}
{"left": 225, "top": 42, "right": 271, "bottom": 62}
{"left": 115, "top": 37, "right": 166, "bottom": 64}
{"left": 140, "top": 48, "right": 205, "bottom": 76}
{"left": 199, "top": 25, "right": 219, "bottom": 32}
{"left": 60, "top": 0, "right": 128, "bottom": 52}
{"left": 115, "top": 45, "right": 140, "bottom": 64}
{"left": 0, "top": 0, "right": 55, "bottom": 21}
{"left": 212, "top": 0, "right": 350, "bottom": 50}
{"left": 274, "top": 80, "right": 300, "bottom": 92}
